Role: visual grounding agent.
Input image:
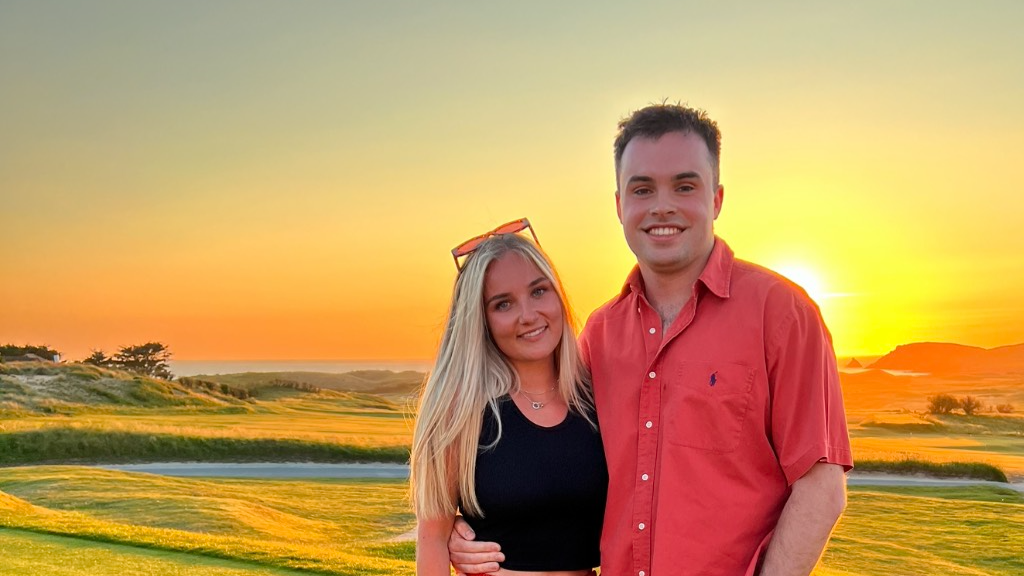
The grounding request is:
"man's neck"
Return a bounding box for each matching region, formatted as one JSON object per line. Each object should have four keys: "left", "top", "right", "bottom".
{"left": 639, "top": 249, "right": 714, "bottom": 330}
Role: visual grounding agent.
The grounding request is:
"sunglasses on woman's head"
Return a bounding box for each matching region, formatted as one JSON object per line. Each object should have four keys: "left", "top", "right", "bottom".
{"left": 451, "top": 218, "right": 539, "bottom": 271}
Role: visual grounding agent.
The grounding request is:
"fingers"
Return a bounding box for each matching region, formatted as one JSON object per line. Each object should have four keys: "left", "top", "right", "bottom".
{"left": 448, "top": 515, "right": 503, "bottom": 574}
{"left": 453, "top": 516, "right": 476, "bottom": 541}
{"left": 448, "top": 534, "right": 501, "bottom": 555}
{"left": 449, "top": 539, "right": 503, "bottom": 574}
{"left": 451, "top": 560, "right": 502, "bottom": 575}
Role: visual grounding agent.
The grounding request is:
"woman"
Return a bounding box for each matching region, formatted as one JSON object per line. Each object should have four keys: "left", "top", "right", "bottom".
{"left": 411, "top": 219, "right": 606, "bottom": 576}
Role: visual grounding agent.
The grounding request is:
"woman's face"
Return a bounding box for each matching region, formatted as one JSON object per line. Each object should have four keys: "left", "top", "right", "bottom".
{"left": 482, "top": 252, "right": 564, "bottom": 371}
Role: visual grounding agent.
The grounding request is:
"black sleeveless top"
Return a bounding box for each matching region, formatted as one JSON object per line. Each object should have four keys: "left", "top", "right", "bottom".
{"left": 462, "top": 395, "right": 607, "bottom": 571}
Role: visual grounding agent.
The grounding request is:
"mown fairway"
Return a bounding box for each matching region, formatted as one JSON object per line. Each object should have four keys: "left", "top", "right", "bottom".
{"left": 821, "top": 485, "right": 1024, "bottom": 576}
{"left": 1, "top": 466, "right": 1022, "bottom": 575}
{"left": 0, "top": 467, "right": 415, "bottom": 575}
{"left": 0, "top": 530, "right": 314, "bottom": 576}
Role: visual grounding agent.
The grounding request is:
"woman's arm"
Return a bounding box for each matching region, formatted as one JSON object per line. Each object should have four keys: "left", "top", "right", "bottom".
{"left": 417, "top": 515, "right": 458, "bottom": 576}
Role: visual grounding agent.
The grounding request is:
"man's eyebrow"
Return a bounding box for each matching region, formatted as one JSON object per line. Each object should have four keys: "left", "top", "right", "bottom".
{"left": 673, "top": 171, "right": 702, "bottom": 181}
{"left": 485, "top": 277, "right": 549, "bottom": 305}
{"left": 625, "top": 172, "right": 702, "bottom": 185}
{"left": 626, "top": 175, "right": 654, "bottom": 186}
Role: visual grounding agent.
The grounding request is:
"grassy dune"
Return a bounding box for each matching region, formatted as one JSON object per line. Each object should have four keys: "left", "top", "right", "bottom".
{"left": 0, "top": 466, "right": 415, "bottom": 575}
{"left": 841, "top": 367, "right": 1024, "bottom": 479}
{"left": 850, "top": 412, "right": 1024, "bottom": 480}
{"left": 0, "top": 362, "right": 414, "bottom": 464}
{"left": 197, "top": 370, "right": 425, "bottom": 399}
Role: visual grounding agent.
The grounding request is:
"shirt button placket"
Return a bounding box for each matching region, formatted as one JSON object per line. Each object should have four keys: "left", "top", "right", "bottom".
{"left": 637, "top": 367, "right": 656, "bottom": 576}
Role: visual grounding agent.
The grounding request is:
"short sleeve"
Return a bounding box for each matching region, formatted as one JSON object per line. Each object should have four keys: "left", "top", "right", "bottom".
{"left": 765, "top": 286, "right": 853, "bottom": 485}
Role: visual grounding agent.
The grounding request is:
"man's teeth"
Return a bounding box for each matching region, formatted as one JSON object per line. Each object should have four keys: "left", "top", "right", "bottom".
{"left": 648, "top": 227, "right": 681, "bottom": 236}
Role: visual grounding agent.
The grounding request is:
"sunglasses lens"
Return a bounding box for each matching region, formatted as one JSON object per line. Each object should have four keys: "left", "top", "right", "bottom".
{"left": 494, "top": 220, "right": 528, "bottom": 235}
{"left": 451, "top": 219, "right": 535, "bottom": 272}
{"left": 453, "top": 237, "right": 484, "bottom": 257}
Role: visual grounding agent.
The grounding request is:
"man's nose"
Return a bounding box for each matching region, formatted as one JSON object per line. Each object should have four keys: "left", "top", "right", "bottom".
{"left": 649, "top": 189, "right": 676, "bottom": 215}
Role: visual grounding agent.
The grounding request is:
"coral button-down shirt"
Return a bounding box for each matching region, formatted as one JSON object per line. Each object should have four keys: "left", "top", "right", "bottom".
{"left": 579, "top": 239, "right": 853, "bottom": 576}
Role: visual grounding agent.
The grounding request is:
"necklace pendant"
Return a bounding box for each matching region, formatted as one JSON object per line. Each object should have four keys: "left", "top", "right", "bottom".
{"left": 530, "top": 401, "right": 544, "bottom": 410}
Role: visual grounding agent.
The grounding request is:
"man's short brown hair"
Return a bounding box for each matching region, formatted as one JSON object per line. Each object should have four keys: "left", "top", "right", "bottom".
{"left": 614, "top": 103, "right": 722, "bottom": 186}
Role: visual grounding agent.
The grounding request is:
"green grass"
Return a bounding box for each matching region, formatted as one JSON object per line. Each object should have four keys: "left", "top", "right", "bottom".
{"left": 197, "top": 370, "right": 425, "bottom": 399}
{"left": 2, "top": 467, "right": 1022, "bottom": 576}
{"left": 0, "top": 529, "right": 315, "bottom": 576}
{"left": 820, "top": 485, "right": 1024, "bottom": 575}
{"left": 0, "top": 428, "right": 408, "bottom": 465}
{"left": 849, "top": 485, "right": 1024, "bottom": 504}
{"left": 0, "top": 466, "right": 415, "bottom": 575}
{"left": 854, "top": 459, "right": 1008, "bottom": 482}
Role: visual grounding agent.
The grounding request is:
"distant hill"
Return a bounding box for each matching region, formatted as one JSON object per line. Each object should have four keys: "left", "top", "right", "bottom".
{"left": 839, "top": 368, "right": 912, "bottom": 387}
{"left": 869, "top": 342, "right": 1024, "bottom": 375}
{"left": 846, "top": 358, "right": 863, "bottom": 369}
{"left": 196, "top": 370, "right": 426, "bottom": 397}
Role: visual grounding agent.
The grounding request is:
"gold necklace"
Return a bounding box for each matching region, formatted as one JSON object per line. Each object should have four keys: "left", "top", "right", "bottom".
{"left": 518, "top": 385, "right": 556, "bottom": 410}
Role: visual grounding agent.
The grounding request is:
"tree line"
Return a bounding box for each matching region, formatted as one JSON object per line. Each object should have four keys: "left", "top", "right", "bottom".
{"left": 1, "top": 342, "right": 173, "bottom": 380}
{"left": 927, "top": 393, "right": 1013, "bottom": 415}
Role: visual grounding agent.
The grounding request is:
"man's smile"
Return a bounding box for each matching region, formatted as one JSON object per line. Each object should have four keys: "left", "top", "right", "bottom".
{"left": 645, "top": 225, "right": 685, "bottom": 237}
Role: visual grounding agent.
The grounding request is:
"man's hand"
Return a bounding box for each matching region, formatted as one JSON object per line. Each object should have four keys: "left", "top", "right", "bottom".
{"left": 448, "top": 516, "right": 504, "bottom": 576}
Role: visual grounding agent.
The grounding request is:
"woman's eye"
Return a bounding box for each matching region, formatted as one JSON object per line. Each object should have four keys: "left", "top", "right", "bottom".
{"left": 532, "top": 287, "right": 548, "bottom": 297}
{"left": 494, "top": 301, "right": 511, "bottom": 311}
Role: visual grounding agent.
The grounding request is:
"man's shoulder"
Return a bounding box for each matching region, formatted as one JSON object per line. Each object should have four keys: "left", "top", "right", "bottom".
{"left": 731, "top": 258, "right": 818, "bottom": 310}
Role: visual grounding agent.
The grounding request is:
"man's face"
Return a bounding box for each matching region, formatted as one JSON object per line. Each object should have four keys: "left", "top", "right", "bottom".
{"left": 616, "top": 131, "right": 724, "bottom": 278}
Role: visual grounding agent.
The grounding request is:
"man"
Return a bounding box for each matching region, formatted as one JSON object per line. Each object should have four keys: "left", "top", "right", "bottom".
{"left": 450, "top": 104, "right": 853, "bottom": 576}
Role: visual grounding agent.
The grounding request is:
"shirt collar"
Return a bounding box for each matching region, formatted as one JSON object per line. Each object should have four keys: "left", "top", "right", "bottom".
{"left": 621, "top": 236, "right": 734, "bottom": 299}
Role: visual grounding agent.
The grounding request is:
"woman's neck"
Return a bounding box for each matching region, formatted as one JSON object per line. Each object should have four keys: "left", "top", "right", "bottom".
{"left": 512, "top": 358, "right": 558, "bottom": 392}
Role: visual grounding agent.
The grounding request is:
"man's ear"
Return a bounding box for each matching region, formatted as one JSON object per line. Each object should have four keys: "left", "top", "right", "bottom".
{"left": 615, "top": 190, "right": 623, "bottom": 223}
{"left": 712, "top": 184, "right": 724, "bottom": 220}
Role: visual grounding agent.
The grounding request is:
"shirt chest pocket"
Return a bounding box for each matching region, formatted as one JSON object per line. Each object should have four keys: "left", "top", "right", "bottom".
{"left": 664, "top": 361, "right": 755, "bottom": 453}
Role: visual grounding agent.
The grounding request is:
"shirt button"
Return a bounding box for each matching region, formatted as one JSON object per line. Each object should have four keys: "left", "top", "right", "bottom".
{"left": 641, "top": 473, "right": 649, "bottom": 481}
{"left": 649, "top": 327, "right": 656, "bottom": 334}
{"left": 640, "top": 572, "right": 646, "bottom": 576}
{"left": 648, "top": 371, "right": 656, "bottom": 378}
{"left": 645, "top": 421, "right": 653, "bottom": 429}
{"left": 639, "top": 523, "right": 646, "bottom": 530}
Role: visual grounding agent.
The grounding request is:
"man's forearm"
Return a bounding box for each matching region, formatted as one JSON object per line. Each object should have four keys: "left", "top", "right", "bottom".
{"left": 758, "top": 462, "right": 847, "bottom": 576}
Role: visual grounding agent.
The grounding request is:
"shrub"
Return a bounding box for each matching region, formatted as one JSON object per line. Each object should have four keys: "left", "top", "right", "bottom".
{"left": 959, "top": 395, "right": 983, "bottom": 415}
{"left": 927, "top": 394, "right": 960, "bottom": 415}
{"left": 996, "top": 403, "right": 1014, "bottom": 414}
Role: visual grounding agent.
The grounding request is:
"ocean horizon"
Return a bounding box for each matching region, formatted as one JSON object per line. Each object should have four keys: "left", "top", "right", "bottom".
{"left": 169, "top": 359, "right": 432, "bottom": 377}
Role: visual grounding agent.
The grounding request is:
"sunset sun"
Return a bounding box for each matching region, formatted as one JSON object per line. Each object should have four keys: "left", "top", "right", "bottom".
{"left": 774, "top": 264, "right": 827, "bottom": 304}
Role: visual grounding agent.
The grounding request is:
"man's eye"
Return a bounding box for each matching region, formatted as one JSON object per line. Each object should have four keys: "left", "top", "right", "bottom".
{"left": 632, "top": 187, "right": 652, "bottom": 196}
{"left": 677, "top": 184, "right": 695, "bottom": 192}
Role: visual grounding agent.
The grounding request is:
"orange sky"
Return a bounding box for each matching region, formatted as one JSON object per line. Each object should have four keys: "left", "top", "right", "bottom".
{"left": 2, "top": 2, "right": 1023, "bottom": 361}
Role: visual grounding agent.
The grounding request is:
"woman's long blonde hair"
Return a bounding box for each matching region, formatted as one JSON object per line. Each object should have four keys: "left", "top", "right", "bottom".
{"left": 410, "top": 233, "right": 592, "bottom": 520}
